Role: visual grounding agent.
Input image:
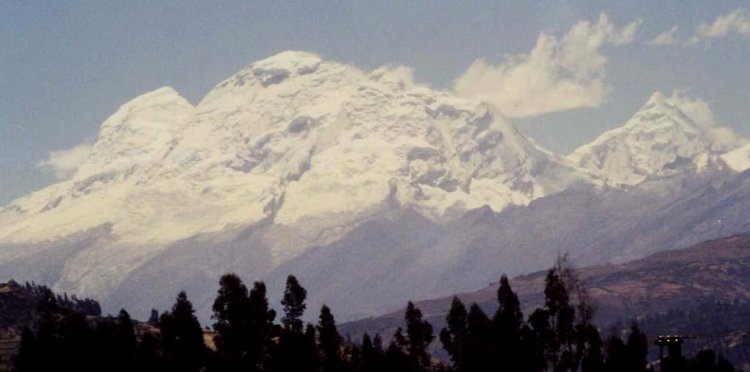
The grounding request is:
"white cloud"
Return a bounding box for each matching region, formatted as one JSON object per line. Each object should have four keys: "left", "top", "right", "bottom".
{"left": 688, "top": 8, "right": 750, "bottom": 45}
{"left": 37, "top": 143, "right": 92, "bottom": 179}
{"left": 648, "top": 25, "right": 680, "bottom": 46}
{"left": 665, "top": 90, "right": 745, "bottom": 150}
{"left": 453, "top": 13, "right": 641, "bottom": 118}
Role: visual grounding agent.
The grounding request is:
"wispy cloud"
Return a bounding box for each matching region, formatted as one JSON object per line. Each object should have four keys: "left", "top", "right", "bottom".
{"left": 453, "top": 13, "right": 641, "bottom": 118}
{"left": 648, "top": 25, "right": 680, "bottom": 46}
{"left": 688, "top": 8, "right": 750, "bottom": 45}
{"left": 37, "top": 143, "right": 92, "bottom": 179}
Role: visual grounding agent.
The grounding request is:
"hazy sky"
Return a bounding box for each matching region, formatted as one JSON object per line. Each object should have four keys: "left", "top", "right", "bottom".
{"left": 2, "top": 1, "right": 749, "bottom": 204}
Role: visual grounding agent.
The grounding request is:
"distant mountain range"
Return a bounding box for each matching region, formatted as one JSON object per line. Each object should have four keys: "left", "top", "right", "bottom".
{"left": 340, "top": 234, "right": 750, "bottom": 340}
{"left": 0, "top": 51, "right": 748, "bottom": 322}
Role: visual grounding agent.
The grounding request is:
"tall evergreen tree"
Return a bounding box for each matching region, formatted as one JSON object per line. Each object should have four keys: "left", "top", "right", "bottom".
{"left": 246, "top": 281, "right": 275, "bottom": 370}
{"left": 440, "top": 297, "right": 467, "bottom": 371}
{"left": 625, "top": 322, "right": 649, "bottom": 372}
{"left": 114, "top": 309, "right": 138, "bottom": 371}
{"left": 544, "top": 265, "right": 577, "bottom": 371}
{"left": 386, "top": 328, "right": 411, "bottom": 372}
{"left": 361, "top": 333, "right": 386, "bottom": 372}
{"left": 603, "top": 332, "right": 628, "bottom": 372}
{"left": 493, "top": 275, "right": 523, "bottom": 371}
{"left": 318, "top": 305, "right": 343, "bottom": 372}
{"left": 403, "top": 302, "right": 434, "bottom": 371}
{"left": 212, "top": 273, "right": 251, "bottom": 372}
{"left": 160, "top": 291, "right": 206, "bottom": 372}
{"left": 464, "top": 304, "right": 493, "bottom": 372}
{"left": 579, "top": 324, "right": 605, "bottom": 372}
{"left": 268, "top": 276, "right": 313, "bottom": 372}
{"left": 281, "top": 275, "right": 307, "bottom": 333}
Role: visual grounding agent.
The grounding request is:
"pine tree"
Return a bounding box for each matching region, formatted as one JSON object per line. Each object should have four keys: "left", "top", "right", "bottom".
{"left": 404, "top": 301, "right": 434, "bottom": 371}
{"left": 318, "top": 305, "right": 343, "bottom": 372}
{"left": 114, "top": 309, "right": 138, "bottom": 371}
{"left": 304, "top": 324, "right": 322, "bottom": 371}
{"left": 246, "top": 281, "right": 275, "bottom": 371}
{"left": 268, "top": 276, "right": 312, "bottom": 372}
{"left": 281, "top": 275, "right": 307, "bottom": 333}
{"left": 385, "top": 329, "right": 410, "bottom": 372}
{"left": 603, "top": 332, "right": 627, "bottom": 372}
{"left": 212, "top": 273, "right": 251, "bottom": 372}
{"left": 464, "top": 303, "right": 493, "bottom": 372}
{"left": 625, "top": 322, "right": 648, "bottom": 372}
{"left": 493, "top": 275, "right": 523, "bottom": 371}
{"left": 361, "top": 333, "right": 386, "bottom": 372}
{"left": 579, "top": 324, "right": 605, "bottom": 372}
{"left": 440, "top": 297, "right": 467, "bottom": 370}
{"left": 160, "top": 291, "right": 206, "bottom": 372}
{"left": 544, "top": 264, "right": 576, "bottom": 371}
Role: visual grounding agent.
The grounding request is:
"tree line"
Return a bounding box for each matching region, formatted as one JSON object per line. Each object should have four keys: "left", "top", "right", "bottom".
{"left": 11, "top": 259, "right": 738, "bottom": 371}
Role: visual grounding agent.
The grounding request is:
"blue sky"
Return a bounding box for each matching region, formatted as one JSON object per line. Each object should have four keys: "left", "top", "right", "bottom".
{"left": 2, "top": 1, "right": 749, "bottom": 204}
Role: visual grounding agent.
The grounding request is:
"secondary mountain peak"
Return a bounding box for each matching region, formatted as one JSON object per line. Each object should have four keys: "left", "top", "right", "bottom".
{"left": 569, "top": 91, "right": 745, "bottom": 186}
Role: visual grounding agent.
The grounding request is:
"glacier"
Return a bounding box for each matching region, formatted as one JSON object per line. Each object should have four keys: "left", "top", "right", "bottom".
{"left": 0, "top": 51, "right": 589, "bottom": 306}
{"left": 1, "top": 51, "right": 748, "bottom": 321}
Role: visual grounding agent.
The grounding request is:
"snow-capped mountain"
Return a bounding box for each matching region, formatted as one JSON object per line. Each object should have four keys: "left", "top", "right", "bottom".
{"left": 2, "top": 51, "right": 748, "bottom": 322}
{"left": 0, "top": 51, "right": 589, "bottom": 301}
{"left": 722, "top": 142, "right": 750, "bottom": 173}
{"left": 569, "top": 91, "right": 746, "bottom": 186}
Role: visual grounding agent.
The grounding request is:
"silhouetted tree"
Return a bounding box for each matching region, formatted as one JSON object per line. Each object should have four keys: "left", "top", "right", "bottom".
{"left": 403, "top": 302, "right": 434, "bottom": 371}
{"left": 463, "top": 303, "right": 493, "bottom": 372}
{"left": 318, "top": 305, "right": 343, "bottom": 372}
{"left": 440, "top": 297, "right": 467, "bottom": 371}
{"left": 361, "top": 333, "right": 386, "bottom": 372}
{"left": 148, "top": 308, "right": 160, "bottom": 326}
{"left": 160, "top": 291, "right": 205, "bottom": 372}
{"left": 281, "top": 275, "right": 307, "bottom": 333}
{"left": 625, "top": 322, "right": 649, "bottom": 372}
{"left": 579, "top": 324, "right": 605, "bottom": 372}
{"left": 268, "top": 276, "right": 314, "bottom": 372}
{"left": 212, "top": 273, "right": 251, "bottom": 372}
{"left": 493, "top": 275, "right": 523, "bottom": 370}
{"left": 246, "top": 281, "right": 275, "bottom": 370}
{"left": 385, "top": 328, "right": 411, "bottom": 372}
{"left": 14, "top": 327, "right": 37, "bottom": 372}
{"left": 604, "top": 331, "right": 628, "bottom": 372}
{"left": 135, "top": 330, "right": 163, "bottom": 372}
{"left": 57, "top": 312, "right": 95, "bottom": 371}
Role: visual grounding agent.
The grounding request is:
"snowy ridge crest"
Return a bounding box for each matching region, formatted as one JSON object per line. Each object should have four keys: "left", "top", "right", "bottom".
{"left": 0, "top": 51, "right": 592, "bottom": 298}
{"left": 569, "top": 91, "right": 747, "bottom": 186}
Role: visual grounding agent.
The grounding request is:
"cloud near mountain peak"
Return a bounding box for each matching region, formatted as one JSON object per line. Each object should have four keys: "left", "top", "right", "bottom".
{"left": 453, "top": 13, "right": 641, "bottom": 118}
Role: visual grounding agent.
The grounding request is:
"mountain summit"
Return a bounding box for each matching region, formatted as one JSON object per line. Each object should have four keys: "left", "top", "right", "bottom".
{"left": 569, "top": 91, "right": 745, "bottom": 186}
{"left": 0, "top": 51, "right": 589, "bottom": 300}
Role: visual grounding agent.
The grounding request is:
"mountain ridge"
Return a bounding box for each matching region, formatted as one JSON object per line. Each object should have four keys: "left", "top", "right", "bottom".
{"left": 0, "top": 51, "right": 590, "bottom": 301}
{"left": 0, "top": 51, "right": 748, "bottom": 322}
{"left": 569, "top": 91, "right": 746, "bottom": 186}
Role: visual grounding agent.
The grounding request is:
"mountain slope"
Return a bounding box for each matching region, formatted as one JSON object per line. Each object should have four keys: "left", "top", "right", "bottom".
{"left": 340, "top": 234, "right": 750, "bottom": 339}
{"left": 0, "top": 51, "right": 589, "bottom": 304}
{"left": 569, "top": 91, "right": 745, "bottom": 186}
